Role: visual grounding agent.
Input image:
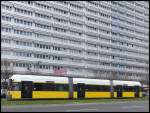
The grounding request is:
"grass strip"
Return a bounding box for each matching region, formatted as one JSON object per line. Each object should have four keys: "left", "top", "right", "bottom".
{"left": 1, "top": 97, "right": 149, "bottom": 106}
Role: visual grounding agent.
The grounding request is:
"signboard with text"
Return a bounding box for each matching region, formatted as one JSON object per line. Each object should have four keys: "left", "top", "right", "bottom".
{"left": 53, "top": 68, "right": 67, "bottom": 75}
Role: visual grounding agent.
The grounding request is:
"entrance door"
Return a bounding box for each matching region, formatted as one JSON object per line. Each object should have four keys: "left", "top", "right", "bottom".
{"left": 21, "top": 81, "right": 33, "bottom": 99}
{"left": 116, "top": 85, "right": 123, "bottom": 98}
{"left": 134, "top": 86, "right": 139, "bottom": 98}
{"left": 77, "top": 83, "right": 85, "bottom": 99}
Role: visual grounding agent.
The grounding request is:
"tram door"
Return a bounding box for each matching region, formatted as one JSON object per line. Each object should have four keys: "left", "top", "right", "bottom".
{"left": 21, "top": 81, "right": 33, "bottom": 98}
{"left": 77, "top": 83, "right": 85, "bottom": 99}
{"left": 116, "top": 85, "right": 123, "bottom": 98}
{"left": 134, "top": 86, "right": 139, "bottom": 98}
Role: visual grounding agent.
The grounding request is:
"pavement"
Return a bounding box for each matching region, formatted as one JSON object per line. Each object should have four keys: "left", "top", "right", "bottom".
{"left": 1, "top": 101, "right": 149, "bottom": 112}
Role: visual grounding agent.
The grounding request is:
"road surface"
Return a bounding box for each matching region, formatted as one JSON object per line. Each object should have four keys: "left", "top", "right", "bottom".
{"left": 1, "top": 101, "right": 149, "bottom": 112}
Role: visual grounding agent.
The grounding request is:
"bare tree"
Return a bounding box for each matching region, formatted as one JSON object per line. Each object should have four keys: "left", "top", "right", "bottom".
{"left": 26, "top": 61, "right": 41, "bottom": 75}
{"left": 146, "top": 62, "right": 149, "bottom": 85}
{"left": 35, "top": 61, "right": 41, "bottom": 75}
{"left": 1, "top": 60, "right": 13, "bottom": 89}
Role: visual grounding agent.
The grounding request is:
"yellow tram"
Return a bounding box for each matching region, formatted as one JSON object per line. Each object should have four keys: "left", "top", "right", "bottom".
{"left": 7, "top": 74, "right": 142, "bottom": 100}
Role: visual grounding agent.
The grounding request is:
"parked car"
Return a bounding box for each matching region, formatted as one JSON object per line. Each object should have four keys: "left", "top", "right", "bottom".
{"left": 142, "top": 91, "right": 149, "bottom": 97}
{"left": 1, "top": 89, "right": 7, "bottom": 98}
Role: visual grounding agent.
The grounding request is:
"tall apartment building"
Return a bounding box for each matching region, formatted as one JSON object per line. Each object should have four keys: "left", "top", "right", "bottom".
{"left": 1, "top": 1, "right": 149, "bottom": 84}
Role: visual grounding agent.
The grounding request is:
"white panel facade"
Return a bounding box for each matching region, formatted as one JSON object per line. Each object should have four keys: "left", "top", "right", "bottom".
{"left": 1, "top": 1, "right": 149, "bottom": 82}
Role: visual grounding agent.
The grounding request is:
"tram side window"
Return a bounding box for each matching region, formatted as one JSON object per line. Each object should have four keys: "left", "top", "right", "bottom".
{"left": 33, "top": 83, "right": 69, "bottom": 91}
{"left": 85, "top": 85, "right": 110, "bottom": 92}
{"left": 85, "top": 85, "right": 97, "bottom": 91}
{"left": 113, "top": 86, "right": 118, "bottom": 92}
{"left": 123, "top": 86, "right": 133, "bottom": 92}
{"left": 128, "top": 86, "right": 134, "bottom": 92}
{"left": 99, "top": 85, "right": 110, "bottom": 91}
{"left": 33, "top": 83, "right": 43, "bottom": 91}
{"left": 134, "top": 86, "right": 141, "bottom": 91}
{"left": 73, "top": 84, "right": 110, "bottom": 92}
{"left": 45, "top": 83, "right": 68, "bottom": 91}
{"left": 11, "top": 83, "right": 20, "bottom": 91}
{"left": 123, "top": 86, "right": 127, "bottom": 91}
{"left": 44, "top": 83, "right": 55, "bottom": 91}
{"left": 55, "top": 84, "right": 69, "bottom": 91}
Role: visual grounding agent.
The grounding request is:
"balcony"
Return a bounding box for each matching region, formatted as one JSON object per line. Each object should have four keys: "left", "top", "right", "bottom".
{"left": 99, "top": 7, "right": 111, "bottom": 15}
{"left": 52, "top": 30, "right": 85, "bottom": 41}
{"left": 99, "top": 15, "right": 111, "bottom": 23}
{"left": 51, "top": 30, "right": 70, "bottom": 38}
{"left": 69, "top": 7, "right": 84, "bottom": 15}
{"left": 46, "top": 60, "right": 84, "bottom": 68}
{"left": 134, "top": 26, "right": 149, "bottom": 34}
{"left": 2, "top": 42, "right": 85, "bottom": 59}
{"left": 2, "top": 42, "right": 16, "bottom": 50}
{"left": 85, "top": 21, "right": 99, "bottom": 28}
{"left": 33, "top": 27, "right": 51, "bottom": 34}
{"left": 11, "top": 32, "right": 36, "bottom": 41}
{"left": 125, "top": 2, "right": 135, "bottom": 8}
{"left": 86, "top": 63, "right": 99, "bottom": 69}
{"left": 12, "top": 66, "right": 53, "bottom": 75}
{"left": 69, "top": 16, "right": 84, "bottom": 23}
{"left": 51, "top": 9, "right": 69, "bottom": 19}
{"left": 98, "top": 24, "right": 111, "bottom": 31}
{"left": 98, "top": 65, "right": 113, "bottom": 71}
{"left": 127, "top": 68, "right": 147, "bottom": 74}
{"left": 69, "top": 25, "right": 84, "bottom": 32}
{"left": 86, "top": 3, "right": 99, "bottom": 12}
{"left": 111, "top": 59, "right": 147, "bottom": 67}
{"left": 86, "top": 46, "right": 98, "bottom": 51}
{"left": 85, "top": 12, "right": 99, "bottom": 20}
{"left": 99, "top": 49, "right": 111, "bottom": 55}
{"left": 67, "top": 33, "right": 85, "bottom": 41}
{"left": 51, "top": 1, "right": 69, "bottom": 11}
{"left": 135, "top": 34, "right": 149, "bottom": 42}
{"left": 33, "top": 16, "right": 52, "bottom": 24}
{"left": 112, "top": 35, "right": 148, "bottom": 48}
{"left": 12, "top": 1, "right": 52, "bottom": 13}
{"left": 1, "top": 53, "right": 84, "bottom": 69}
{"left": 110, "top": 50, "right": 148, "bottom": 61}
{"left": 98, "top": 31, "right": 111, "bottom": 38}
{"left": 73, "top": 1, "right": 85, "bottom": 6}
{"left": 85, "top": 37, "right": 99, "bottom": 44}
{"left": 51, "top": 39, "right": 84, "bottom": 50}
{"left": 51, "top": 50, "right": 84, "bottom": 59}
{"left": 111, "top": 27, "right": 127, "bottom": 35}
{"left": 2, "top": 32, "right": 18, "bottom": 40}
{"left": 99, "top": 57, "right": 111, "bottom": 63}
{"left": 110, "top": 43, "right": 149, "bottom": 55}
{"left": 1, "top": 20, "right": 15, "bottom": 28}
{"left": 67, "top": 71, "right": 84, "bottom": 77}
{"left": 135, "top": 19, "right": 147, "bottom": 27}
{"left": 85, "top": 55, "right": 99, "bottom": 61}
{"left": 85, "top": 29, "right": 99, "bottom": 36}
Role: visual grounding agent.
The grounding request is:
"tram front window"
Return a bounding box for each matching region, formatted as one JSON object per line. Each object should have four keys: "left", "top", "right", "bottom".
{"left": 11, "top": 83, "right": 20, "bottom": 91}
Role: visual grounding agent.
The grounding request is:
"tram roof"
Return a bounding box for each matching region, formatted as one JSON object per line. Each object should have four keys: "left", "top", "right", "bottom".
{"left": 10, "top": 74, "right": 141, "bottom": 86}
{"left": 10, "top": 74, "right": 68, "bottom": 83}
{"left": 113, "top": 80, "right": 141, "bottom": 86}
{"left": 73, "top": 78, "right": 110, "bottom": 85}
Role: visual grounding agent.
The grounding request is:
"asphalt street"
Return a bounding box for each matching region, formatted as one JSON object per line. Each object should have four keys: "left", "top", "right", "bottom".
{"left": 1, "top": 101, "right": 149, "bottom": 112}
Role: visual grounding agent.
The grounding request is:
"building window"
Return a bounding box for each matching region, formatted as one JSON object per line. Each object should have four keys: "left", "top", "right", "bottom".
{"left": 1, "top": 38, "right": 11, "bottom": 43}
{"left": 1, "top": 27, "right": 11, "bottom": 33}
{"left": 1, "top": 4, "right": 12, "bottom": 11}
{"left": 14, "top": 8, "right": 33, "bottom": 16}
{"left": 1, "top": 16, "right": 11, "bottom": 22}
